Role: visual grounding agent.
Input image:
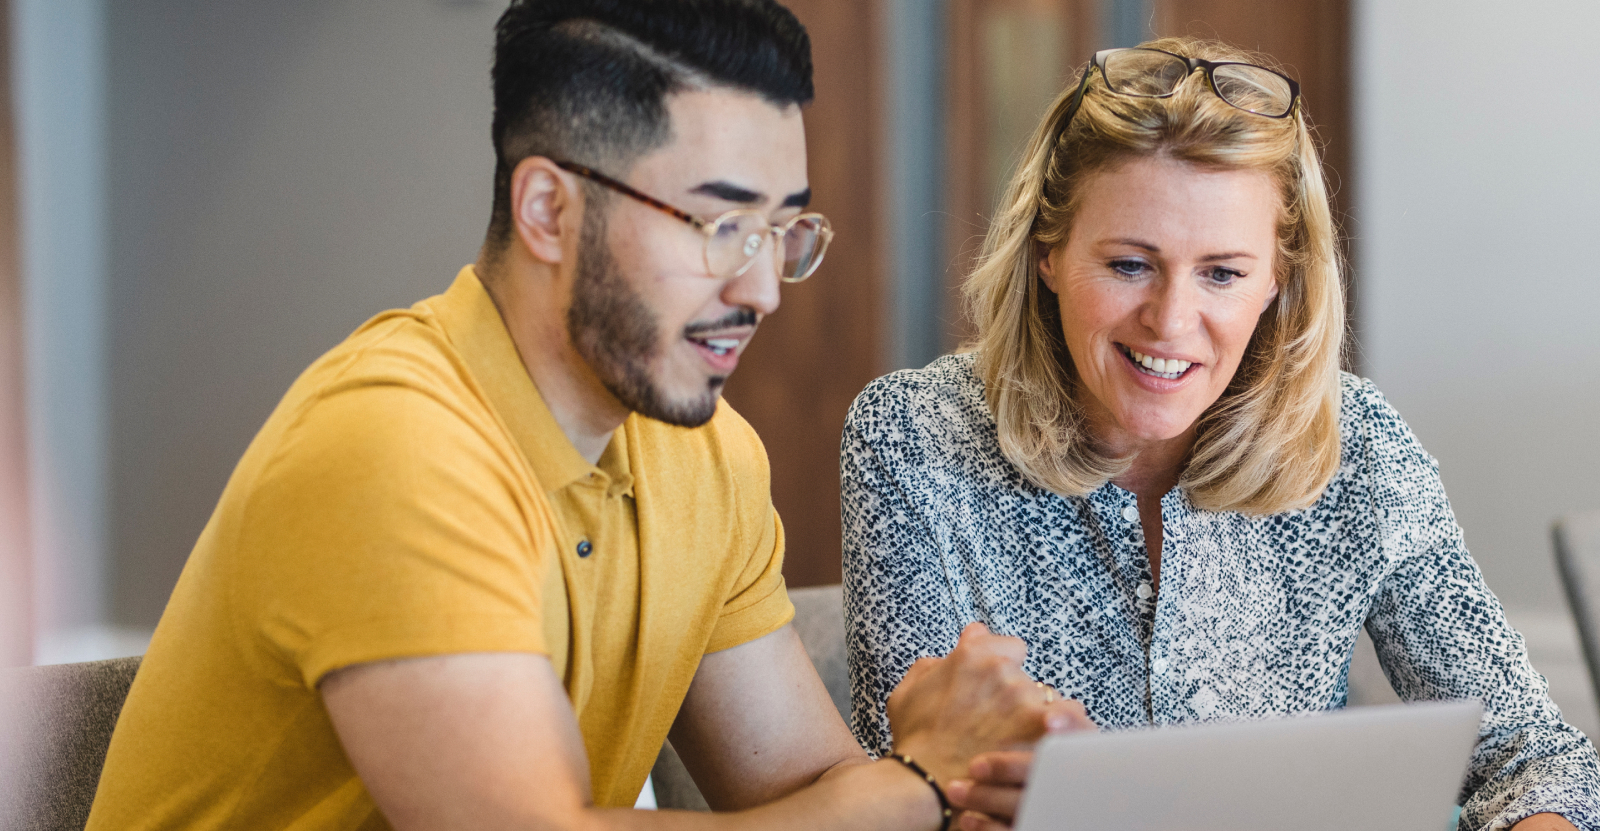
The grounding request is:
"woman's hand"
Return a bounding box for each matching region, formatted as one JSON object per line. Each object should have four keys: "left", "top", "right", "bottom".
{"left": 944, "top": 701, "right": 1097, "bottom": 830}
{"left": 886, "top": 623, "right": 1080, "bottom": 786}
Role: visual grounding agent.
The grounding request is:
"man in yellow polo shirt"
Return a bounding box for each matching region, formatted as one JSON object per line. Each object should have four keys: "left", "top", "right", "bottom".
{"left": 87, "top": 2, "right": 1090, "bottom": 829}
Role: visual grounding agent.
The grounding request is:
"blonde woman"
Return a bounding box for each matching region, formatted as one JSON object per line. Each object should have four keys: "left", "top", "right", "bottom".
{"left": 841, "top": 38, "right": 1598, "bottom": 831}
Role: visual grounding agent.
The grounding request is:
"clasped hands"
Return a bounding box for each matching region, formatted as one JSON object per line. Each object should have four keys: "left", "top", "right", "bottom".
{"left": 886, "top": 623, "right": 1096, "bottom": 831}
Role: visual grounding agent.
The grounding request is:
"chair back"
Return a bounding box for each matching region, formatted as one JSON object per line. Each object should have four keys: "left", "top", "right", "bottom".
{"left": 1554, "top": 510, "right": 1600, "bottom": 700}
{"left": 652, "top": 584, "right": 847, "bottom": 810}
{"left": 0, "top": 656, "right": 143, "bottom": 831}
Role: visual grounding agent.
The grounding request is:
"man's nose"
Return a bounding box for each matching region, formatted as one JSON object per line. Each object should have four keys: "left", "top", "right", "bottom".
{"left": 721, "top": 237, "right": 782, "bottom": 317}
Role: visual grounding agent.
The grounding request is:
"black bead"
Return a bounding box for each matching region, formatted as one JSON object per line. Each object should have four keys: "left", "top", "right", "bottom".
{"left": 576, "top": 540, "right": 593, "bottom": 558}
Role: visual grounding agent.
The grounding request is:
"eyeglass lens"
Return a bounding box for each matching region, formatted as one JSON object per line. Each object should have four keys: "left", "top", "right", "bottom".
{"left": 706, "top": 212, "right": 831, "bottom": 282}
{"left": 1101, "top": 49, "right": 1295, "bottom": 117}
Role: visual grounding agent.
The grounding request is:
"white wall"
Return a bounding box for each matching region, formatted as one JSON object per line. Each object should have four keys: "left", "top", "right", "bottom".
{"left": 102, "top": 0, "right": 505, "bottom": 628}
{"left": 1356, "top": 0, "right": 1600, "bottom": 613}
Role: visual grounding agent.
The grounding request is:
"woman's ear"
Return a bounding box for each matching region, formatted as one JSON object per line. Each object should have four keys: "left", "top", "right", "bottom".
{"left": 1037, "top": 242, "right": 1061, "bottom": 293}
{"left": 509, "top": 156, "right": 577, "bottom": 265}
{"left": 1261, "top": 277, "right": 1281, "bottom": 312}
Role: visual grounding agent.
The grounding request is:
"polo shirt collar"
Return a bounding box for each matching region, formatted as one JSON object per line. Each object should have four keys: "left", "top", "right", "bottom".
{"left": 430, "top": 265, "right": 633, "bottom": 497}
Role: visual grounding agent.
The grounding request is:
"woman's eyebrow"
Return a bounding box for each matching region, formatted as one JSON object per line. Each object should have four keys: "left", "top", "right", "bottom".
{"left": 1104, "top": 239, "right": 1258, "bottom": 262}
{"left": 1108, "top": 237, "right": 1160, "bottom": 252}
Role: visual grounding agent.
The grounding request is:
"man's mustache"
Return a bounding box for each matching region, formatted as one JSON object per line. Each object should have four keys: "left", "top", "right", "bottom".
{"left": 683, "top": 307, "right": 758, "bottom": 336}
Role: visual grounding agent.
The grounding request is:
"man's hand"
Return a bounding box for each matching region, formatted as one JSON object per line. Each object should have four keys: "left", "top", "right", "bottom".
{"left": 885, "top": 623, "right": 1093, "bottom": 788}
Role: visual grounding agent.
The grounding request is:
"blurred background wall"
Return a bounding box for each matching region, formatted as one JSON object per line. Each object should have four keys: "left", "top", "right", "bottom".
{"left": 5, "top": 0, "right": 1600, "bottom": 734}
{"left": 1356, "top": 0, "right": 1600, "bottom": 612}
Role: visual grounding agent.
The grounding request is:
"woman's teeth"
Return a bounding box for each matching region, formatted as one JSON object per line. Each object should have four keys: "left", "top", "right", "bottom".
{"left": 1126, "top": 347, "right": 1192, "bottom": 379}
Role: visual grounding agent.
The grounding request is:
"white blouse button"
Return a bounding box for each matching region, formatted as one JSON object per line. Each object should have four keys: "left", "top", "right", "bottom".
{"left": 1121, "top": 505, "right": 1139, "bottom": 522}
{"left": 1151, "top": 657, "right": 1169, "bottom": 676}
{"left": 1135, "top": 581, "right": 1154, "bottom": 600}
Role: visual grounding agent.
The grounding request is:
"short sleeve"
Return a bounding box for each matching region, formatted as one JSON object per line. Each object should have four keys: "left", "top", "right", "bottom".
{"left": 702, "top": 406, "right": 793, "bottom": 654}
{"left": 705, "top": 507, "right": 793, "bottom": 653}
{"left": 234, "top": 381, "right": 560, "bottom": 688}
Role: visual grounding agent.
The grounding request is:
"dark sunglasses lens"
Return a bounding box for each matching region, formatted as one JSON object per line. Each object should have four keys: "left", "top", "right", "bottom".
{"left": 1102, "top": 49, "right": 1189, "bottom": 97}
{"left": 1211, "top": 64, "right": 1296, "bottom": 116}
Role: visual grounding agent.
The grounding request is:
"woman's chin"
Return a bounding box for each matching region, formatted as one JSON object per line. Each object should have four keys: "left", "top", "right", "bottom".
{"left": 1106, "top": 409, "right": 1203, "bottom": 448}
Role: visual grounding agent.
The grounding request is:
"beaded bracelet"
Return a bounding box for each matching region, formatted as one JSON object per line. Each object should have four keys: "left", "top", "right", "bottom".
{"left": 888, "top": 753, "right": 955, "bottom": 831}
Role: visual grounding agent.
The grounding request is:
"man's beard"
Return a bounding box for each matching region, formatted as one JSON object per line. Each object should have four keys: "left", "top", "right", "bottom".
{"left": 567, "top": 204, "right": 724, "bottom": 428}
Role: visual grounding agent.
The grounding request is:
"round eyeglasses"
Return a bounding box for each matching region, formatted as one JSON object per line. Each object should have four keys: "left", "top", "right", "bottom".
{"left": 554, "top": 161, "right": 834, "bottom": 283}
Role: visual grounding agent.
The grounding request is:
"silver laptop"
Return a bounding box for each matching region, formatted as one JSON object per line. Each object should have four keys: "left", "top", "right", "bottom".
{"left": 1015, "top": 700, "right": 1482, "bottom": 831}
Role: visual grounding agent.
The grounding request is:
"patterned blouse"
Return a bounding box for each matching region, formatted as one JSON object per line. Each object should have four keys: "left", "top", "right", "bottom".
{"left": 841, "top": 352, "right": 1600, "bottom": 831}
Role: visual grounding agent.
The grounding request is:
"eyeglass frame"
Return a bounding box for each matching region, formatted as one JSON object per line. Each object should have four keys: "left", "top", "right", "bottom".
{"left": 1055, "top": 47, "right": 1302, "bottom": 139}
{"left": 551, "top": 160, "right": 833, "bottom": 283}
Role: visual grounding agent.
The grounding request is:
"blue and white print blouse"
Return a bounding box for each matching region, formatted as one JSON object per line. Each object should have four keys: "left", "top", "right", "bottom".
{"left": 841, "top": 352, "right": 1600, "bottom": 831}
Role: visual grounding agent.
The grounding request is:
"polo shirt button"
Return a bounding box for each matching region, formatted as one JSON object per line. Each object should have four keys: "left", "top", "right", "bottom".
{"left": 1151, "top": 657, "right": 1169, "bottom": 676}
{"left": 1135, "top": 581, "right": 1153, "bottom": 600}
{"left": 1121, "top": 505, "right": 1139, "bottom": 522}
{"left": 576, "top": 540, "right": 593, "bottom": 558}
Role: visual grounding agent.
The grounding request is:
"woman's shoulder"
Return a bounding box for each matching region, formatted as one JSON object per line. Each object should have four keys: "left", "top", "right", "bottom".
{"left": 1334, "top": 371, "right": 1436, "bottom": 477}
{"left": 1337, "top": 372, "right": 1414, "bottom": 440}
{"left": 845, "top": 352, "right": 1000, "bottom": 458}
{"left": 844, "top": 352, "right": 1036, "bottom": 497}
{"left": 848, "top": 352, "right": 987, "bottom": 425}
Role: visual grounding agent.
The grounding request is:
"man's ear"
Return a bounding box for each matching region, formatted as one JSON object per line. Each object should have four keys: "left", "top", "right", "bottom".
{"left": 510, "top": 156, "right": 578, "bottom": 265}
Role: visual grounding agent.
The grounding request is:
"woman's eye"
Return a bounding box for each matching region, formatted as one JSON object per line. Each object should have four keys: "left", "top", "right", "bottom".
{"left": 1204, "top": 267, "right": 1244, "bottom": 286}
{"left": 1109, "top": 259, "right": 1148, "bottom": 278}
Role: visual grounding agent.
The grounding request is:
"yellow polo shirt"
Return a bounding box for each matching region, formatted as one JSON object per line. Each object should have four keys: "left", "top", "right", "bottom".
{"left": 87, "top": 266, "right": 794, "bottom": 830}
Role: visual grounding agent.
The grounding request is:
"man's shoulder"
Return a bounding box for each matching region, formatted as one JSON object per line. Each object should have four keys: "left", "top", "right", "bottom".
{"left": 293, "top": 303, "right": 473, "bottom": 403}
{"left": 240, "top": 301, "right": 518, "bottom": 509}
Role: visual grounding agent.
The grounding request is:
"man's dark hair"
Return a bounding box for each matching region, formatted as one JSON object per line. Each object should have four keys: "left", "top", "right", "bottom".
{"left": 485, "top": 0, "right": 814, "bottom": 252}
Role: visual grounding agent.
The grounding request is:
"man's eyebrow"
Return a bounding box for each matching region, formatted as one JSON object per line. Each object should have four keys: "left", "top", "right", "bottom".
{"left": 688, "top": 182, "right": 812, "bottom": 210}
{"left": 690, "top": 181, "right": 763, "bottom": 204}
{"left": 780, "top": 188, "right": 811, "bottom": 209}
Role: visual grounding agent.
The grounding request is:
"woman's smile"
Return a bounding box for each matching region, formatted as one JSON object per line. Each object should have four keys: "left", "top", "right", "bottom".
{"left": 1116, "top": 343, "right": 1198, "bottom": 382}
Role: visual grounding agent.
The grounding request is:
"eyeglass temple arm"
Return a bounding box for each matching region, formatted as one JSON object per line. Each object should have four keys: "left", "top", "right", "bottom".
{"left": 552, "top": 161, "right": 706, "bottom": 229}
{"left": 1052, "top": 60, "right": 1099, "bottom": 144}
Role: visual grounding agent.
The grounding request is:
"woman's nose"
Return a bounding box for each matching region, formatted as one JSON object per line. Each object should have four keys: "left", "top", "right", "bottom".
{"left": 1140, "top": 276, "right": 1198, "bottom": 341}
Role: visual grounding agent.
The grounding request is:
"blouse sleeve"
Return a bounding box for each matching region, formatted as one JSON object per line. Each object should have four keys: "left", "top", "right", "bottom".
{"left": 1356, "top": 382, "right": 1600, "bottom": 831}
{"left": 841, "top": 377, "right": 965, "bottom": 757}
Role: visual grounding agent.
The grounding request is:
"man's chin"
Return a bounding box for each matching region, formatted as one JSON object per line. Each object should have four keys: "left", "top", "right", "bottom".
{"left": 643, "top": 394, "right": 719, "bottom": 428}
{"left": 626, "top": 381, "right": 722, "bottom": 428}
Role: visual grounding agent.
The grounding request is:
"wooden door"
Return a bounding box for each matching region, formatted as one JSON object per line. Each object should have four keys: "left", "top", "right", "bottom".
{"left": 944, "top": 0, "right": 1100, "bottom": 348}
{"left": 721, "top": 1, "right": 888, "bottom": 588}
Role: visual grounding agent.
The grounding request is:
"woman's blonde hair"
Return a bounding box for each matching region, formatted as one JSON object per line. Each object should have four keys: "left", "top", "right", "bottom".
{"left": 964, "top": 37, "right": 1345, "bottom": 514}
